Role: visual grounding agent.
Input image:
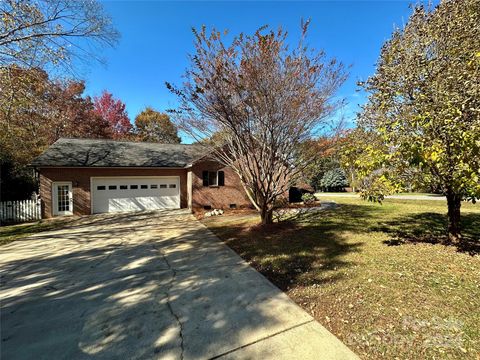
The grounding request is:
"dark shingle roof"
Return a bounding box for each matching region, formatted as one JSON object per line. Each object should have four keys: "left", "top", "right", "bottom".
{"left": 32, "top": 138, "right": 209, "bottom": 168}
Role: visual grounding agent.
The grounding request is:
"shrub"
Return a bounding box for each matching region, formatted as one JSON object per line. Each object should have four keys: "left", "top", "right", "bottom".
{"left": 301, "top": 193, "right": 316, "bottom": 205}
{"left": 320, "top": 168, "right": 349, "bottom": 192}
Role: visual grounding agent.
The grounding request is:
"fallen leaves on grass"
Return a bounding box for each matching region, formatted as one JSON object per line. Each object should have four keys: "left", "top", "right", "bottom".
{"left": 203, "top": 198, "right": 480, "bottom": 359}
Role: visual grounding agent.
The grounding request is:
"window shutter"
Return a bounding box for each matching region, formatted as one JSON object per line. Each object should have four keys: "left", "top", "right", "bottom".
{"left": 218, "top": 171, "right": 225, "bottom": 186}
{"left": 202, "top": 171, "right": 209, "bottom": 186}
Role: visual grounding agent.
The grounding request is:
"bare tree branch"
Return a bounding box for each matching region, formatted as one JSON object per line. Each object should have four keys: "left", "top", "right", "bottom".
{"left": 168, "top": 22, "right": 347, "bottom": 224}
{"left": 0, "top": 0, "right": 119, "bottom": 74}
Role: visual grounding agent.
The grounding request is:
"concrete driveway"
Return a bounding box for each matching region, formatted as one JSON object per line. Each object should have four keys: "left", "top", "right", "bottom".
{"left": 1, "top": 210, "right": 357, "bottom": 360}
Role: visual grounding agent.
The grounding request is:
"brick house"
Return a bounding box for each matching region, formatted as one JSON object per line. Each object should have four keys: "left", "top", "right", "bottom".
{"left": 32, "top": 138, "right": 251, "bottom": 218}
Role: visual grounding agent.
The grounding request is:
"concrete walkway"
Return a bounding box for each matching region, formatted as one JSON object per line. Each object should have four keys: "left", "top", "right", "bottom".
{"left": 0, "top": 210, "right": 358, "bottom": 360}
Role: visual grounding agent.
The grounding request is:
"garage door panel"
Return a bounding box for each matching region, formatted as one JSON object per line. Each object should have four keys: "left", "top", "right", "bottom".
{"left": 107, "top": 196, "right": 178, "bottom": 212}
{"left": 92, "top": 177, "right": 180, "bottom": 214}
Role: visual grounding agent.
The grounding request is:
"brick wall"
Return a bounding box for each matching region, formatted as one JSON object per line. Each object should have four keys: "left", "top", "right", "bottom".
{"left": 191, "top": 160, "right": 251, "bottom": 210}
{"left": 39, "top": 167, "right": 188, "bottom": 218}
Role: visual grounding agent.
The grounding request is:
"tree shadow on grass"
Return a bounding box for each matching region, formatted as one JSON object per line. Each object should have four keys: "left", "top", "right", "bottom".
{"left": 0, "top": 218, "right": 76, "bottom": 246}
{"left": 208, "top": 204, "right": 372, "bottom": 291}
{"left": 375, "top": 212, "right": 480, "bottom": 255}
{"left": 208, "top": 200, "right": 480, "bottom": 299}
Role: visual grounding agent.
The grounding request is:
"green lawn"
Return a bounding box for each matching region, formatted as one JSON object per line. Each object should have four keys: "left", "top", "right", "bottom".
{"left": 315, "top": 191, "right": 443, "bottom": 197}
{"left": 390, "top": 192, "right": 443, "bottom": 197}
{"left": 202, "top": 198, "right": 480, "bottom": 359}
{"left": 0, "top": 218, "right": 75, "bottom": 246}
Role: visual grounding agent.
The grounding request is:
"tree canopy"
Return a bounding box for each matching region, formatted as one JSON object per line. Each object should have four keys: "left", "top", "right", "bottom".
{"left": 0, "top": 66, "right": 110, "bottom": 167}
{"left": 0, "top": 66, "right": 113, "bottom": 200}
{"left": 168, "top": 21, "right": 347, "bottom": 224}
{"left": 356, "top": 0, "right": 480, "bottom": 242}
{"left": 0, "top": 0, "right": 119, "bottom": 72}
{"left": 0, "top": 0, "right": 121, "bottom": 201}
{"left": 299, "top": 137, "right": 340, "bottom": 191}
{"left": 134, "top": 107, "right": 181, "bottom": 143}
{"left": 93, "top": 91, "right": 132, "bottom": 139}
{"left": 320, "top": 168, "right": 348, "bottom": 192}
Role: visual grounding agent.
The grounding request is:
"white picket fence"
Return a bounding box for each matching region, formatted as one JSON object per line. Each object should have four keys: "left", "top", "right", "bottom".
{"left": 0, "top": 199, "right": 42, "bottom": 224}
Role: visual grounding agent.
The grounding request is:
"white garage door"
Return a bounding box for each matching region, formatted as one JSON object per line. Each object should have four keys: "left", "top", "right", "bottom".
{"left": 91, "top": 177, "right": 180, "bottom": 214}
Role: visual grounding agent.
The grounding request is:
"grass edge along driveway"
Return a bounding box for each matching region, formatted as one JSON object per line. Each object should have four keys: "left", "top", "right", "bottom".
{"left": 202, "top": 198, "right": 480, "bottom": 360}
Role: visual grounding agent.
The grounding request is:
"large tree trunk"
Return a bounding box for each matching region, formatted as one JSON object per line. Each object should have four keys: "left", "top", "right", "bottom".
{"left": 260, "top": 205, "right": 273, "bottom": 225}
{"left": 446, "top": 190, "right": 462, "bottom": 243}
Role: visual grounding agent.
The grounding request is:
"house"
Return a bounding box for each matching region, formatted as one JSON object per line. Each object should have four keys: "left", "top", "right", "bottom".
{"left": 32, "top": 138, "right": 251, "bottom": 217}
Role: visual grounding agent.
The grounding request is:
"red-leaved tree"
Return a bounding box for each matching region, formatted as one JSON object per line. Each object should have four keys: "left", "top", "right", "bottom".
{"left": 93, "top": 91, "right": 132, "bottom": 139}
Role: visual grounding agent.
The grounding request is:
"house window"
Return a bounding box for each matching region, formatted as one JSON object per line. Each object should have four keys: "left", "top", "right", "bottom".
{"left": 141, "top": 185, "right": 148, "bottom": 189}
{"left": 230, "top": 204, "right": 237, "bottom": 209}
{"left": 203, "top": 171, "right": 225, "bottom": 187}
{"left": 108, "top": 185, "right": 117, "bottom": 190}
{"left": 160, "top": 184, "right": 167, "bottom": 189}
{"left": 56, "top": 185, "right": 70, "bottom": 212}
{"left": 169, "top": 184, "right": 176, "bottom": 188}
{"left": 208, "top": 172, "right": 217, "bottom": 186}
{"left": 130, "top": 185, "right": 138, "bottom": 189}
{"left": 120, "top": 185, "right": 128, "bottom": 190}
{"left": 97, "top": 186, "right": 106, "bottom": 190}
{"left": 151, "top": 184, "right": 158, "bottom": 189}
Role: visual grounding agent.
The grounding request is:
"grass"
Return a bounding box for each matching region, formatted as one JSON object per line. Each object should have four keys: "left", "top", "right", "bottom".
{"left": 0, "top": 218, "right": 75, "bottom": 246}
{"left": 315, "top": 192, "right": 443, "bottom": 197}
{"left": 391, "top": 192, "right": 443, "bottom": 197}
{"left": 202, "top": 198, "right": 480, "bottom": 359}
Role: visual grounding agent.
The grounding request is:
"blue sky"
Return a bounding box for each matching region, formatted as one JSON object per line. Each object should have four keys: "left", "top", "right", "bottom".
{"left": 84, "top": 1, "right": 417, "bottom": 142}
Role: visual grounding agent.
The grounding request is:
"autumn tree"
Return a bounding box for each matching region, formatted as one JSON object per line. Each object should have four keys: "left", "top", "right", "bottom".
{"left": 0, "top": 66, "right": 110, "bottom": 165}
{"left": 48, "top": 83, "right": 110, "bottom": 141}
{"left": 299, "top": 137, "right": 339, "bottom": 191}
{"left": 93, "top": 91, "right": 132, "bottom": 139}
{"left": 357, "top": 0, "right": 480, "bottom": 242}
{"left": 337, "top": 128, "right": 389, "bottom": 195}
{"left": 134, "top": 107, "right": 181, "bottom": 143}
{"left": 168, "top": 22, "right": 347, "bottom": 224}
{"left": 0, "top": 66, "right": 110, "bottom": 199}
{"left": 0, "top": 0, "right": 119, "bottom": 71}
{"left": 0, "top": 0, "right": 119, "bottom": 200}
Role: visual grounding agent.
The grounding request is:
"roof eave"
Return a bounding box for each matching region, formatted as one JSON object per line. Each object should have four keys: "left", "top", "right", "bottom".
{"left": 34, "top": 165, "right": 189, "bottom": 169}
